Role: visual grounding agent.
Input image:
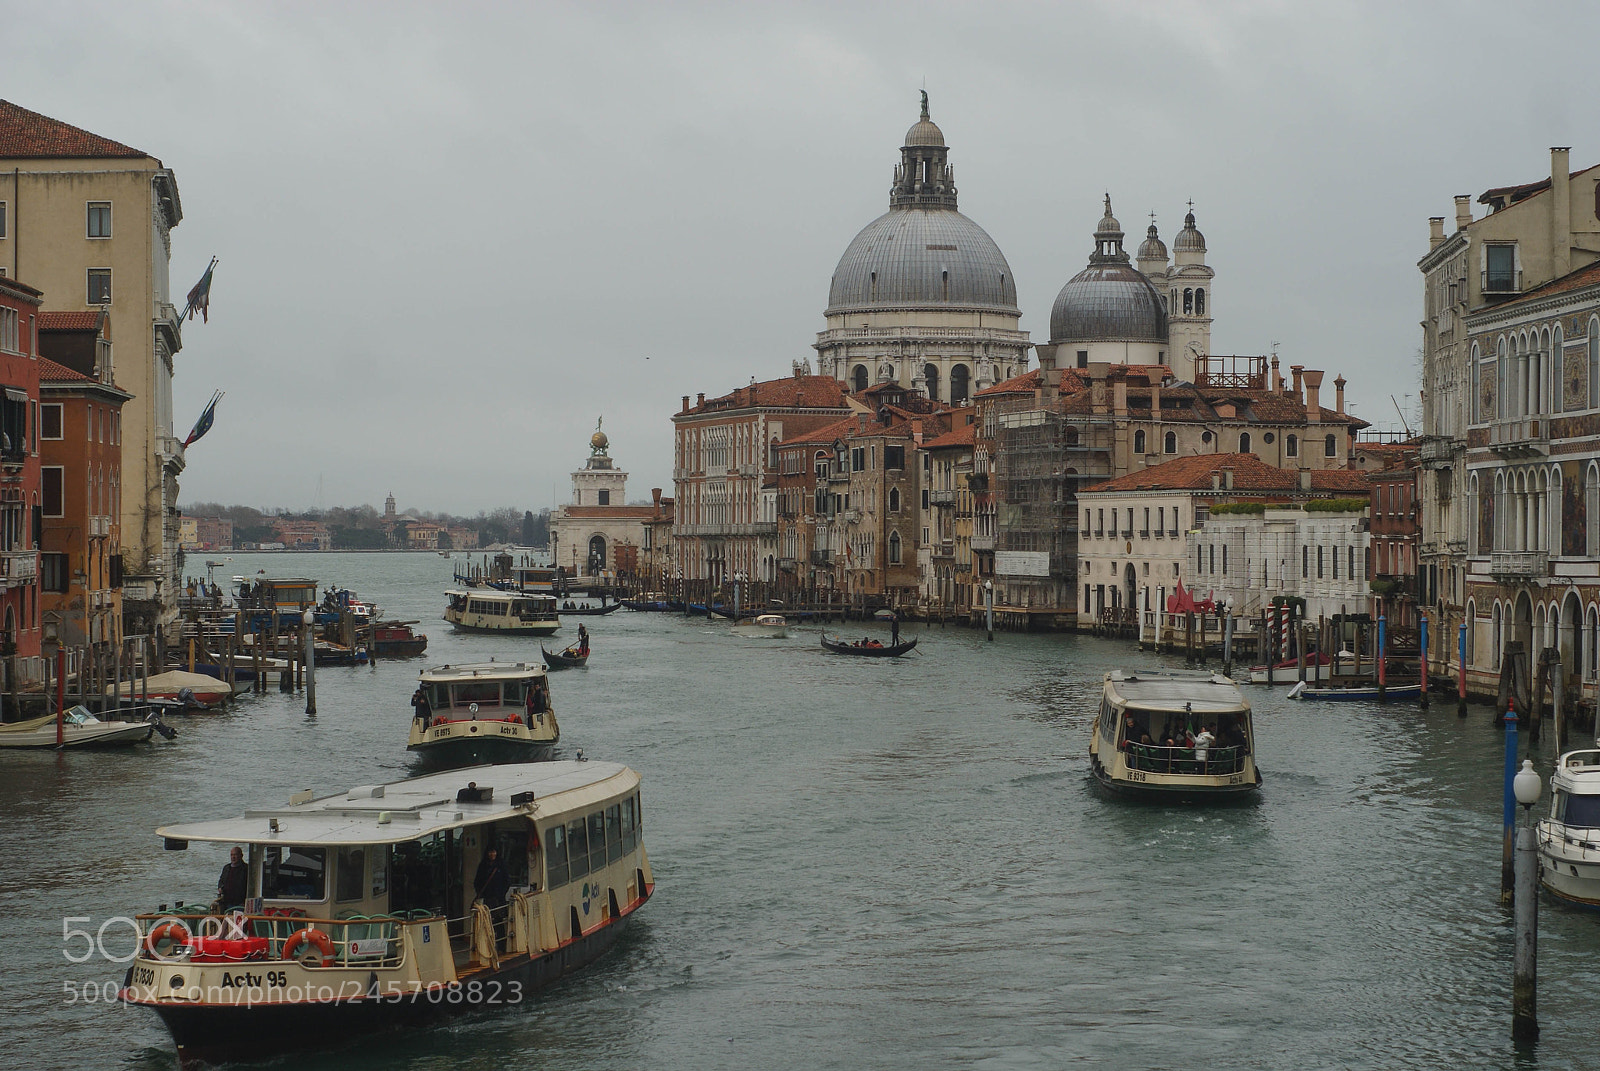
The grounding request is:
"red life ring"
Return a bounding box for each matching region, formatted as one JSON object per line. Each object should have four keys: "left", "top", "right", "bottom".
{"left": 145, "top": 921, "right": 190, "bottom": 958}
{"left": 282, "top": 926, "right": 336, "bottom": 967}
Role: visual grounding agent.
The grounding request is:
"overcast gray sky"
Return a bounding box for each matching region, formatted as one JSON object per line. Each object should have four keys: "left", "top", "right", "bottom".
{"left": 8, "top": 1, "right": 1594, "bottom": 513}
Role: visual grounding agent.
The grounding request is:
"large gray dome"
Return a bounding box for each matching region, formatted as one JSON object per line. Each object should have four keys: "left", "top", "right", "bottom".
{"left": 827, "top": 207, "right": 1019, "bottom": 315}
{"left": 1049, "top": 263, "right": 1168, "bottom": 343}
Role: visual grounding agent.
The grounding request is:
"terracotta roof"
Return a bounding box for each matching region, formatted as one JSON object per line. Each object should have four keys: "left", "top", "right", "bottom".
{"left": 1082, "top": 452, "right": 1371, "bottom": 495}
{"left": 1057, "top": 378, "right": 1364, "bottom": 427}
{"left": 39, "top": 310, "right": 103, "bottom": 331}
{"left": 560, "top": 506, "right": 663, "bottom": 518}
{"left": 1491, "top": 258, "right": 1600, "bottom": 310}
{"left": 685, "top": 374, "right": 850, "bottom": 415}
{"left": 0, "top": 100, "right": 146, "bottom": 159}
{"left": 1478, "top": 163, "right": 1600, "bottom": 211}
{"left": 975, "top": 369, "right": 1041, "bottom": 396}
{"left": 0, "top": 275, "right": 43, "bottom": 301}
{"left": 779, "top": 416, "right": 856, "bottom": 447}
{"left": 37, "top": 356, "right": 92, "bottom": 383}
{"left": 922, "top": 423, "right": 976, "bottom": 449}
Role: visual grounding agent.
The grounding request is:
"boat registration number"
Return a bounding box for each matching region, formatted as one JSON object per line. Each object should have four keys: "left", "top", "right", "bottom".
{"left": 1126, "top": 770, "right": 1147, "bottom": 782}
{"left": 1229, "top": 774, "right": 1245, "bottom": 785}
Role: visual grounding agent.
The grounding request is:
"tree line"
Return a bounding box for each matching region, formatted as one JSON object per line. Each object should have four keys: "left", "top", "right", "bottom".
{"left": 180, "top": 502, "right": 551, "bottom": 549}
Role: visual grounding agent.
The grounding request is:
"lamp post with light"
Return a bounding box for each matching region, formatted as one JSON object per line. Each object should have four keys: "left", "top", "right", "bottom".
{"left": 984, "top": 580, "right": 993, "bottom": 642}
{"left": 302, "top": 607, "right": 317, "bottom": 716}
{"left": 1512, "top": 757, "right": 1542, "bottom": 1041}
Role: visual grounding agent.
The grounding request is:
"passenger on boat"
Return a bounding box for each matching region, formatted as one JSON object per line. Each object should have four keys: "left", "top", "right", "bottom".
{"left": 1192, "top": 726, "right": 1215, "bottom": 762}
{"left": 217, "top": 846, "right": 248, "bottom": 911}
{"left": 526, "top": 680, "right": 549, "bottom": 726}
{"left": 411, "top": 686, "right": 432, "bottom": 729}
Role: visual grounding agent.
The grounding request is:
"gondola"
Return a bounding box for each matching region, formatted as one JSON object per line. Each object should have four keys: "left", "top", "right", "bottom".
{"left": 557, "top": 602, "right": 622, "bottom": 616}
{"left": 541, "top": 644, "right": 590, "bottom": 669}
{"left": 820, "top": 635, "right": 918, "bottom": 657}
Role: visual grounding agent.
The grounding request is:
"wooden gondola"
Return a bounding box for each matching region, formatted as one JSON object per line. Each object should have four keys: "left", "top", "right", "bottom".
{"left": 557, "top": 602, "right": 622, "bottom": 616}
{"left": 541, "top": 644, "right": 590, "bottom": 669}
{"left": 820, "top": 635, "right": 918, "bottom": 658}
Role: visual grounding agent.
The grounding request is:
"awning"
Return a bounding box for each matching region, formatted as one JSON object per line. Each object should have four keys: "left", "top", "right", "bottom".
{"left": 4, "top": 388, "right": 26, "bottom": 404}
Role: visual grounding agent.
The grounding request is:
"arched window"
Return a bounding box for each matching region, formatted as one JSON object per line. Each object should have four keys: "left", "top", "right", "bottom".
{"left": 1164, "top": 431, "right": 1176, "bottom": 453}
{"left": 1466, "top": 600, "right": 1476, "bottom": 668}
{"left": 1239, "top": 432, "right": 1251, "bottom": 453}
{"left": 888, "top": 531, "right": 902, "bottom": 564}
{"left": 870, "top": 270, "right": 878, "bottom": 302}
{"left": 1492, "top": 602, "right": 1503, "bottom": 670}
{"left": 1134, "top": 430, "right": 1146, "bottom": 453}
{"left": 1195, "top": 288, "right": 1206, "bottom": 315}
{"left": 950, "top": 364, "right": 970, "bottom": 404}
{"left": 1286, "top": 434, "right": 1298, "bottom": 457}
{"left": 1553, "top": 326, "right": 1564, "bottom": 414}
{"left": 1064, "top": 426, "right": 1079, "bottom": 446}
{"left": 1183, "top": 288, "right": 1194, "bottom": 315}
{"left": 1587, "top": 465, "right": 1600, "bottom": 556}
{"left": 1324, "top": 434, "right": 1337, "bottom": 458}
{"left": 923, "top": 363, "right": 940, "bottom": 402}
{"left": 889, "top": 487, "right": 900, "bottom": 513}
{"left": 1589, "top": 318, "right": 1599, "bottom": 409}
{"left": 853, "top": 365, "right": 868, "bottom": 392}
{"left": 1497, "top": 337, "right": 1509, "bottom": 418}
{"left": 941, "top": 269, "right": 949, "bottom": 301}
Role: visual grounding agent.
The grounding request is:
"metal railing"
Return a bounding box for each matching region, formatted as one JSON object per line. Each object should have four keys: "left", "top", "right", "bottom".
{"left": 1490, "top": 550, "right": 1549, "bottom": 579}
{"left": 134, "top": 911, "right": 416, "bottom": 969}
{"left": 1124, "top": 743, "right": 1248, "bottom": 776}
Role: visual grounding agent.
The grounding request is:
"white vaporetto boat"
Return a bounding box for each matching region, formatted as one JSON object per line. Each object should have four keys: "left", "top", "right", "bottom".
{"left": 1537, "top": 748, "right": 1600, "bottom": 909}
{"left": 730, "top": 613, "right": 788, "bottom": 638}
{"left": 444, "top": 590, "right": 560, "bottom": 636}
{"left": 1089, "top": 670, "right": 1261, "bottom": 800}
{"left": 120, "top": 761, "right": 653, "bottom": 1068}
{"left": 408, "top": 662, "right": 559, "bottom": 768}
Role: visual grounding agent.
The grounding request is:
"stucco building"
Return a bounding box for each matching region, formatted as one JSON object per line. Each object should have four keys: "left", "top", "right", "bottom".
{"left": 550, "top": 424, "right": 666, "bottom": 579}
{"left": 0, "top": 274, "right": 43, "bottom": 690}
{"left": 0, "top": 100, "right": 187, "bottom": 638}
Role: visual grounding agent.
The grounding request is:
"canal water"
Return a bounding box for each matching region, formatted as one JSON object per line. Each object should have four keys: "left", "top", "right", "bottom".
{"left": 5, "top": 551, "right": 1600, "bottom": 1070}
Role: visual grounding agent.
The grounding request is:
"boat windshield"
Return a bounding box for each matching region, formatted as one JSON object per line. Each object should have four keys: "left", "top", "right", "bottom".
{"left": 1558, "top": 790, "right": 1600, "bottom": 828}
{"left": 451, "top": 680, "right": 502, "bottom": 707}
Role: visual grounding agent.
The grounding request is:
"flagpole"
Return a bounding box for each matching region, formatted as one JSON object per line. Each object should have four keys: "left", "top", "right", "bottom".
{"left": 178, "top": 256, "right": 219, "bottom": 323}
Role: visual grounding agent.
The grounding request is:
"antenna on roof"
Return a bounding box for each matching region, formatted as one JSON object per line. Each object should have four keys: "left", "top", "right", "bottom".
{"left": 1390, "top": 394, "right": 1413, "bottom": 437}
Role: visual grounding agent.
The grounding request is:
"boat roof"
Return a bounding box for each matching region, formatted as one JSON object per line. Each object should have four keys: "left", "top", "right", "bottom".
{"left": 1553, "top": 749, "right": 1600, "bottom": 793}
{"left": 444, "top": 589, "right": 554, "bottom": 599}
{"left": 419, "top": 661, "right": 546, "bottom": 681}
{"left": 1103, "top": 670, "right": 1249, "bottom": 714}
{"left": 155, "top": 761, "right": 637, "bottom": 847}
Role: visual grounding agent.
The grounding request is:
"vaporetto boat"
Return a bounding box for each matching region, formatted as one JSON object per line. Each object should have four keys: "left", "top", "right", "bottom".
{"left": 407, "top": 662, "right": 560, "bottom": 768}
{"left": 119, "top": 761, "right": 653, "bottom": 1067}
{"left": 443, "top": 589, "right": 560, "bottom": 636}
{"left": 1089, "top": 670, "right": 1261, "bottom": 800}
{"left": 1537, "top": 748, "right": 1600, "bottom": 909}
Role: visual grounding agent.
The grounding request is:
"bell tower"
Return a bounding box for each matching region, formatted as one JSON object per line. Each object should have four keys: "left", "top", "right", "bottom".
{"left": 572, "top": 417, "right": 628, "bottom": 507}
{"left": 1166, "top": 204, "right": 1214, "bottom": 382}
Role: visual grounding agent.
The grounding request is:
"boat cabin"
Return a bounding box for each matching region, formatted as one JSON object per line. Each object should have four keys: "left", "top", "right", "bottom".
{"left": 1090, "top": 670, "right": 1260, "bottom": 799}
{"left": 417, "top": 662, "right": 551, "bottom": 725}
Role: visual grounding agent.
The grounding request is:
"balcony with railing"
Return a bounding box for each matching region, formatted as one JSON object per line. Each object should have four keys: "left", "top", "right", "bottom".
{"left": 1418, "top": 435, "right": 1462, "bottom": 468}
{"left": 971, "top": 533, "right": 994, "bottom": 551}
{"left": 1482, "top": 268, "right": 1522, "bottom": 296}
{"left": 1490, "top": 549, "right": 1549, "bottom": 580}
{"left": 933, "top": 540, "right": 956, "bottom": 558}
{"left": 810, "top": 549, "right": 833, "bottom": 566}
{"left": 929, "top": 489, "right": 957, "bottom": 505}
{"left": 1488, "top": 418, "right": 1548, "bottom": 458}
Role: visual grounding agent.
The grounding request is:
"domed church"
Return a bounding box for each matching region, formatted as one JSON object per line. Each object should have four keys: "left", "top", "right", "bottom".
{"left": 1042, "top": 197, "right": 1214, "bottom": 383}
{"left": 814, "top": 94, "right": 1031, "bottom": 404}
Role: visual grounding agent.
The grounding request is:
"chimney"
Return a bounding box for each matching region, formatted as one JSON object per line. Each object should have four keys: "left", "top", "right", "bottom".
{"left": 1270, "top": 354, "right": 1281, "bottom": 392}
{"left": 1151, "top": 381, "right": 1162, "bottom": 421}
{"left": 1211, "top": 473, "right": 1221, "bottom": 492}
{"left": 1454, "top": 194, "right": 1472, "bottom": 231}
{"left": 1553, "top": 146, "right": 1572, "bottom": 278}
{"left": 1303, "top": 369, "right": 1325, "bottom": 424}
{"left": 1428, "top": 217, "right": 1446, "bottom": 249}
{"left": 1334, "top": 375, "right": 1347, "bottom": 415}
{"left": 1299, "top": 468, "right": 1312, "bottom": 491}
{"left": 1113, "top": 379, "right": 1128, "bottom": 417}
{"left": 696, "top": 392, "right": 706, "bottom": 407}
{"left": 652, "top": 487, "right": 662, "bottom": 512}
{"left": 1222, "top": 467, "right": 1234, "bottom": 490}
{"left": 681, "top": 395, "right": 690, "bottom": 413}
{"left": 1290, "top": 365, "right": 1305, "bottom": 403}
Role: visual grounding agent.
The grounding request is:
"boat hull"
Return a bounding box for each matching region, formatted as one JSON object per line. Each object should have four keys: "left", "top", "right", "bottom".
{"left": 373, "top": 638, "right": 429, "bottom": 658}
{"left": 136, "top": 910, "right": 636, "bottom": 1069}
{"left": 820, "top": 636, "right": 917, "bottom": 657}
{"left": 0, "top": 719, "right": 155, "bottom": 748}
{"left": 407, "top": 734, "right": 554, "bottom": 769}
{"left": 446, "top": 619, "right": 561, "bottom": 636}
{"left": 1294, "top": 683, "right": 1422, "bottom": 701}
{"left": 1090, "top": 760, "right": 1261, "bottom": 802}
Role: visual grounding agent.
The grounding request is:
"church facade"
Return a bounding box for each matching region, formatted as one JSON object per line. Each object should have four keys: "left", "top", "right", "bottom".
{"left": 549, "top": 422, "right": 663, "bottom": 579}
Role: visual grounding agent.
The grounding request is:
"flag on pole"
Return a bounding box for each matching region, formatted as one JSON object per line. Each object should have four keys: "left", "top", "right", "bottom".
{"left": 183, "top": 390, "right": 224, "bottom": 447}
{"left": 185, "top": 257, "right": 217, "bottom": 323}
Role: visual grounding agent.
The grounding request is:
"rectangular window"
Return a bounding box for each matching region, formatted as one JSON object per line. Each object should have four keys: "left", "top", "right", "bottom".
{"left": 545, "top": 824, "right": 568, "bottom": 888}
{"left": 263, "top": 845, "right": 326, "bottom": 901}
{"left": 597, "top": 489, "right": 609, "bottom": 506}
{"left": 1141, "top": 507, "right": 1150, "bottom": 537}
{"left": 1302, "top": 545, "right": 1309, "bottom": 578}
{"left": 621, "top": 796, "right": 637, "bottom": 854}
{"left": 1317, "top": 545, "right": 1324, "bottom": 579}
{"left": 0, "top": 201, "right": 6, "bottom": 238}
{"left": 1485, "top": 244, "right": 1517, "bottom": 292}
{"left": 566, "top": 817, "right": 589, "bottom": 879}
{"left": 852, "top": 447, "right": 865, "bottom": 472}
{"left": 1170, "top": 510, "right": 1180, "bottom": 537}
{"left": 885, "top": 445, "right": 905, "bottom": 469}
{"left": 42, "top": 466, "right": 63, "bottom": 517}
{"left": 1222, "top": 545, "right": 1227, "bottom": 575}
{"left": 335, "top": 845, "right": 366, "bottom": 902}
{"left": 87, "top": 269, "right": 111, "bottom": 305}
{"left": 40, "top": 552, "right": 68, "bottom": 593}
{"left": 86, "top": 202, "right": 111, "bottom": 239}
{"left": 922, "top": 488, "right": 930, "bottom": 510}
{"left": 606, "top": 804, "right": 623, "bottom": 864}
{"left": 588, "top": 810, "right": 607, "bottom": 873}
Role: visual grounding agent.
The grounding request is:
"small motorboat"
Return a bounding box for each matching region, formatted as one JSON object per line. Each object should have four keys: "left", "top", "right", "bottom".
{"left": 732, "top": 613, "right": 788, "bottom": 638}
{"left": 107, "top": 670, "right": 234, "bottom": 710}
{"left": 820, "top": 635, "right": 918, "bottom": 657}
{"left": 541, "top": 644, "right": 590, "bottom": 669}
{"left": 1289, "top": 681, "right": 1422, "bottom": 701}
{"left": 1538, "top": 748, "right": 1600, "bottom": 909}
{"left": 0, "top": 705, "right": 169, "bottom": 748}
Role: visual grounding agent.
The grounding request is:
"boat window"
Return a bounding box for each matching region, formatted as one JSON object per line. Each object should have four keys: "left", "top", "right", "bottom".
{"left": 262, "top": 845, "right": 326, "bottom": 901}
{"left": 567, "top": 818, "right": 590, "bottom": 879}
{"left": 336, "top": 845, "right": 366, "bottom": 902}
{"left": 502, "top": 678, "right": 527, "bottom": 705}
{"left": 370, "top": 846, "right": 389, "bottom": 898}
{"left": 390, "top": 834, "right": 447, "bottom": 917}
{"left": 426, "top": 682, "right": 451, "bottom": 708}
{"left": 588, "top": 810, "right": 608, "bottom": 873}
{"left": 1560, "top": 790, "right": 1600, "bottom": 828}
{"left": 606, "top": 805, "right": 623, "bottom": 864}
{"left": 452, "top": 680, "right": 501, "bottom": 706}
{"left": 545, "top": 824, "right": 569, "bottom": 889}
{"left": 621, "top": 797, "right": 636, "bottom": 853}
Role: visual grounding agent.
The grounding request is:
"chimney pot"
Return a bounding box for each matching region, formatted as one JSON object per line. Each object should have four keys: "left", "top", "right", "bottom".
{"left": 1291, "top": 365, "right": 1305, "bottom": 402}
{"left": 1454, "top": 194, "right": 1473, "bottom": 231}
{"left": 1222, "top": 468, "right": 1234, "bottom": 490}
{"left": 1211, "top": 473, "right": 1221, "bottom": 491}
{"left": 696, "top": 392, "right": 705, "bottom": 406}
{"left": 681, "top": 395, "right": 690, "bottom": 413}
{"left": 1429, "top": 217, "right": 1446, "bottom": 249}
{"left": 1334, "top": 375, "right": 1347, "bottom": 416}
{"left": 1303, "top": 369, "right": 1325, "bottom": 424}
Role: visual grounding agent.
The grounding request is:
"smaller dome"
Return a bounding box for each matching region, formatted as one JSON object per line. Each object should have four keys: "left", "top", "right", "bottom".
{"left": 1174, "top": 210, "right": 1206, "bottom": 253}
{"left": 1095, "top": 194, "right": 1122, "bottom": 239}
{"left": 591, "top": 430, "right": 609, "bottom": 450}
{"left": 1137, "top": 223, "right": 1167, "bottom": 261}
{"left": 905, "top": 90, "right": 945, "bottom": 146}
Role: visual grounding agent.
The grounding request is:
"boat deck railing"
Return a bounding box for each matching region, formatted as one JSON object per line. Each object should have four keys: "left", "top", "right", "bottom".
{"left": 1125, "top": 743, "right": 1248, "bottom": 777}
{"left": 134, "top": 910, "right": 425, "bottom": 969}
{"left": 1538, "top": 821, "right": 1600, "bottom": 861}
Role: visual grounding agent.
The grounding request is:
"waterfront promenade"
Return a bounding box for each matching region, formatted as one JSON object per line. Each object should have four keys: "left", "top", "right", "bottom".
{"left": 7, "top": 551, "right": 1600, "bottom": 1070}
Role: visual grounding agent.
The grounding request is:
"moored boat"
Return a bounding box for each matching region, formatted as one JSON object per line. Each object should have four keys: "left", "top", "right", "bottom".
{"left": 1538, "top": 749, "right": 1600, "bottom": 909}
{"left": 0, "top": 705, "right": 166, "bottom": 748}
{"left": 408, "top": 662, "right": 559, "bottom": 768}
{"left": 1288, "top": 681, "right": 1422, "bottom": 701}
{"left": 119, "top": 761, "right": 653, "bottom": 1068}
{"left": 1247, "top": 653, "right": 1331, "bottom": 684}
{"left": 108, "top": 670, "right": 234, "bottom": 710}
{"left": 820, "top": 635, "right": 917, "bottom": 657}
{"left": 372, "top": 621, "right": 429, "bottom": 658}
{"left": 732, "top": 613, "right": 788, "bottom": 638}
{"left": 444, "top": 590, "right": 560, "bottom": 636}
{"left": 1089, "top": 670, "right": 1261, "bottom": 800}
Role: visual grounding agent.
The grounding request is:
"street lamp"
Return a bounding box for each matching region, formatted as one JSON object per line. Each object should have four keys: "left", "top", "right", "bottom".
{"left": 984, "top": 579, "right": 994, "bottom": 642}
{"left": 1512, "top": 756, "right": 1542, "bottom": 1041}
{"left": 302, "top": 607, "right": 317, "bottom": 715}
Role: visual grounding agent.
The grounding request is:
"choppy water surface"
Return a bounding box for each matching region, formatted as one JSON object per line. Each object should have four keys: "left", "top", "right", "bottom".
{"left": 5, "top": 551, "right": 1599, "bottom": 1070}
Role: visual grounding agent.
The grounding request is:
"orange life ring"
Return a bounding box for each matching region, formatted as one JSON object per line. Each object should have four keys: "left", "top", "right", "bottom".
{"left": 145, "top": 921, "right": 190, "bottom": 958}
{"left": 282, "top": 926, "right": 336, "bottom": 967}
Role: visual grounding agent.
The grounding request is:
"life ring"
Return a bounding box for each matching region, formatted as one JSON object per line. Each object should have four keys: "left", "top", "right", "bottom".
{"left": 145, "top": 921, "right": 190, "bottom": 958}
{"left": 282, "top": 926, "right": 336, "bottom": 967}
